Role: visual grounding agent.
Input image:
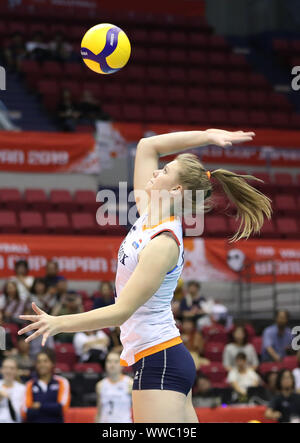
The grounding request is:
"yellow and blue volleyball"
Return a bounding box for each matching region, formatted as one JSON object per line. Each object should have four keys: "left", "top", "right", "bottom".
{"left": 81, "top": 23, "right": 131, "bottom": 74}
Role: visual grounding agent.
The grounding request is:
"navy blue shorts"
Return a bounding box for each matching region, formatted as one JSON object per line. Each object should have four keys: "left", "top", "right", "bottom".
{"left": 132, "top": 343, "right": 196, "bottom": 396}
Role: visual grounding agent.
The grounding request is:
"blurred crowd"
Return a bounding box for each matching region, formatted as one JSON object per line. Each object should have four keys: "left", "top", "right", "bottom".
{"left": 1, "top": 259, "right": 300, "bottom": 422}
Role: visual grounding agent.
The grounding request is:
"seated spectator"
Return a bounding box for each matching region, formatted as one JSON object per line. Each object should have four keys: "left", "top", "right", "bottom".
{"left": 199, "top": 298, "right": 231, "bottom": 329}
{"left": 0, "top": 358, "right": 25, "bottom": 423}
{"left": 44, "top": 260, "right": 61, "bottom": 288}
{"left": 0, "top": 281, "right": 31, "bottom": 325}
{"left": 293, "top": 350, "right": 300, "bottom": 394}
{"left": 192, "top": 375, "right": 222, "bottom": 408}
{"left": 10, "top": 259, "right": 34, "bottom": 301}
{"left": 26, "top": 31, "right": 50, "bottom": 62}
{"left": 263, "top": 371, "right": 279, "bottom": 401}
{"left": 265, "top": 369, "right": 300, "bottom": 422}
{"left": 0, "top": 311, "right": 16, "bottom": 365}
{"left": 30, "top": 278, "right": 56, "bottom": 314}
{"left": 223, "top": 325, "right": 259, "bottom": 371}
{"left": 93, "top": 282, "right": 115, "bottom": 310}
{"left": 173, "top": 277, "right": 184, "bottom": 301}
{"left": 227, "top": 352, "right": 260, "bottom": 403}
{"left": 14, "top": 337, "right": 34, "bottom": 381}
{"left": 181, "top": 318, "right": 210, "bottom": 369}
{"left": 49, "top": 32, "right": 73, "bottom": 62}
{"left": 49, "top": 276, "right": 69, "bottom": 313}
{"left": 22, "top": 348, "right": 70, "bottom": 423}
{"left": 73, "top": 330, "right": 110, "bottom": 366}
{"left": 54, "top": 292, "right": 83, "bottom": 343}
{"left": 180, "top": 281, "right": 206, "bottom": 320}
{"left": 2, "top": 32, "right": 27, "bottom": 72}
{"left": 77, "top": 89, "right": 109, "bottom": 123}
{"left": 107, "top": 327, "right": 123, "bottom": 354}
{"left": 57, "top": 89, "right": 81, "bottom": 132}
{"left": 261, "top": 310, "right": 293, "bottom": 362}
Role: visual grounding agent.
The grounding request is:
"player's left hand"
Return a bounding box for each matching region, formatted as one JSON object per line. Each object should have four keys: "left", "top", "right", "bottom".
{"left": 18, "top": 303, "right": 60, "bottom": 346}
{"left": 206, "top": 129, "right": 255, "bottom": 147}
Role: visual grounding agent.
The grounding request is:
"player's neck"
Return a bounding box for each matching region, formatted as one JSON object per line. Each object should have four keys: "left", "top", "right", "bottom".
{"left": 145, "top": 202, "right": 174, "bottom": 228}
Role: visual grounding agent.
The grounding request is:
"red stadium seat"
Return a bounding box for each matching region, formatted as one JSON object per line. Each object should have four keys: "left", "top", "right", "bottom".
{"left": 83, "top": 299, "right": 94, "bottom": 311}
{"left": 102, "top": 104, "right": 123, "bottom": 120}
{"left": 165, "top": 106, "right": 186, "bottom": 124}
{"left": 276, "top": 217, "right": 300, "bottom": 238}
{"left": 60, "top": 81, "right": 81, "bottom": 101}
{"left": 188, "top": 50, "right": 208, "bottom": 66}
{"left": 204, "top": 215, "right": 228, "bottom": 237}
{"left": 55, "top": 343, "right": 77, "bottom": 369}
{"left": 209, "top": 35, "right": 229, "bottom": 51}
{"left": 186, "top": 108, "right": 208, "bottom": 125}
{"left": 250, "top": 336, "right": 262, "bottom": 355}
{"left": 208, "top": 52, "right": 228, "bottom": 67}
{"left": 201, "top": 363, "right": 228, "bottom": 384}
{"left": 20, "top": 60, "right": 41, "bottom": 88}
{"left": 248, "top": 110, "right": 270, "bottom": 127}
{"left": 269, "top": 111, "right": 290, "bottom": 128}
{"left": 207, "top": 109, "right": 228, "bottom": 125}
{"left": 45, "top": 212, "right": 70, "bottom": 235}
{"left": 71, "top": 213, "right": 100, "bottom": 235}
{"left": 228, "top": 90, "right": 248, "bottom": 108}
{"left": 24, "top": 189, "right": 50, "bottom": 211}
{"left": 144, "top": 105, "right": 165, "bottom": 123}
{"left": 123, "top": 104, "right": 143, "bottom": 122}
{"left": 187, "top": 88, "right": 208, "bottom": 105}
{"left": 204, "top": 342, "right": 225, "bottom": 362}
{"left": 74, "top": 190, "right": 99, "bottom": 213}
{"left": 166, "top": 87, "right": 186, "bottom": 104}
{"left": 282, "top": 356, "right": 298, "bottom": 371}
{"left": 3, "top": 323, "right": 19, "bottom": 346}
{"left": 144, "top": 85, "right": 167, "bottom": 104}
{"left": 129, "top": 28, "right": 148, "bottom": 44}
{"left": 259, "top": 362, "right": 284, "bottom": 375}
{"left": 228, "top": 54, "right": 249, "bottom": 71}
{"left": 125, "top": 65, "right": 146, "bottom": 81}
{"left": 124, "top": 84, "right": 144, "bottom": 102}
{"left": 169, "top": 49, "right": 188, "bottom": 64}
{"left": 150, "top": 30, "right": 168, "bottom": 45}
{"left": 202, "top": 325, "right": 228, "bottom": 344}
{"left": 8, "top": 21, "right": 28, "bottom": 36}
{"left": 49, "top": 190, "right": 77, "bottom": 212}
{"left": 248, "top": 73, "right": 270, "bottom": 90}
{"left": 273, "top": 173, "right": 294, "bottom": 186}
{"left": 55, "top": 363, "right": 72, "bottom": 373}
{"left": 41, "top": 61, "right": 63, "bottom": 78}
{"left": 170, "top": 31, "right": 187, "bottom": 46}
{"left": 189, "top": 33, "right": 209, "bottom": 48}
{"left": 131, "top": 46, "right": 148, "bottom": 63}
{"left": 259, "top": 219, "right": 278, "bottom": 238}
{"left": 19, "top": 211, "right": 45, "bottom": 234}
{"left": 102, "top": 83, "right": 123, "bottom": 101}
{"left": 207, "top": 89, "right": 228, "bottom": 106}
{"left": 248, "top": 90, "right": 269, "bottom": 109}
{"left": 148, "top": 48, "right": 168, "bottom": 63}
{"left": 0, "top": 188, "right": 24, "bottom": 210}
{"left": 207, "top": 69, "right": 227, "bottom": 86}
{"left": 274, "top": 194, "right": 297, "bottom": 215}
{"left": 167, "top": 67, "right": 186, "bottom": 84}
{"left": 0, "top": 211, "right": 18, "bottom": 233}
{"left": 73, "top": 363, "right": 103, "bottom": 374}
{"left": 228, "top": 110, "right": 249, "bottom": 127}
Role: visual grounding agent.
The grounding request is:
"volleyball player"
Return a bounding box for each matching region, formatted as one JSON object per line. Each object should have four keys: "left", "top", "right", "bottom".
{"left": 18, "top": 128, "right": 271, "bottom": 422}
{"left": 95, "top": 351, "right": 133, "bottom": 423}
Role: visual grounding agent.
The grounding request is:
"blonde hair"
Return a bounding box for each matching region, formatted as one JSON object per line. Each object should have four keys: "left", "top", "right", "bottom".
{"left": 176, "top": 153, "right": 272, "bottom": 242}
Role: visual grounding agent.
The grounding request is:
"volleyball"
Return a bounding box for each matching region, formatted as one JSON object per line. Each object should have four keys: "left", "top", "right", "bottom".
{"left": 80, "top": 23, "right": 131, "bottom": 74}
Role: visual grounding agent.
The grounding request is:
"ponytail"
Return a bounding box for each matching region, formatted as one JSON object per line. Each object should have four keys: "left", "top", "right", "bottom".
{"left": 211, "top": 169, "right": 272, "bottom": 242}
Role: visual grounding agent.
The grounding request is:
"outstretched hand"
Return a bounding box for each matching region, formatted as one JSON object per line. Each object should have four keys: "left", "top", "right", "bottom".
{"left": 206, "top": 129, "right": 255, "bottom": 147}
{"left": 18, "top": 303, "right": 60, "bottom": 346}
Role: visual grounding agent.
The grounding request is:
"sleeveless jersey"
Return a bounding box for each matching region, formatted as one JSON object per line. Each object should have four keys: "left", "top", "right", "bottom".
{"left": 115, "top": 211, "right": 184, "bottom": 367}
{"left": 97, "top": 375, "right": 132, "bottom": 423}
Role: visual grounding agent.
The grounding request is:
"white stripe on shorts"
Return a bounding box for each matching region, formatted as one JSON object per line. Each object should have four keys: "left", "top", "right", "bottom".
{"left": 161, "top": 349, "right": 167, "bottom": 390}
{"left": 139, "top": 357, "right": 145, "bottom": 390}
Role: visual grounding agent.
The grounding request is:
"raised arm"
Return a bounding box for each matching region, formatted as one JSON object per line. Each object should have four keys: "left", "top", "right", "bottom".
{"left": 134, "top": 129, "right": 255, "bottom": 214}
{"left": 18, "top": 233, "right": 179, "bottom": 345}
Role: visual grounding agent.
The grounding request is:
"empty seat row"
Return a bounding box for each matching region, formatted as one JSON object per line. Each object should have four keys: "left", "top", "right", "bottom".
{"left": 0, "top": 210, "right": 127, "bottom": 235}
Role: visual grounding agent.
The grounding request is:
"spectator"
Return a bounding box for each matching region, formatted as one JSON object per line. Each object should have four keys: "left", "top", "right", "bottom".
{"left": 77, "top": 89, "right": 109, "bottom": 123}
{"left": 263, "top": 371, "right": 279, "bottom": 401}
{"left": 73, "top": 330, "right": 110, "bottom": 366}
{"left": 180, "top": 281, "right": 206, "bottom": 320}
{"left": 0, "top": 311, "right": 16, "bottom": 365}
{"left": 0, "top": 358, "right": 25, "bottom": 423}
{"left": 192, "top": 375, "right": 222, "bottom": 408}
{"left": 57, "top": 89, "right": 81, "bottom": 132}
{"left": 49, "top": 276, "right": 69, "bottom": 313}
{"left": 53, "top": 292, "right": 83, "bottom": 343}
{"left": 293, "top": 350, "right": 300, "bottom": 394}
{"left": 93, "top": 282, "right": 115, "bottom": 310}
{"left": 10, "top": 259, "right": 34, "bottom": 301}
{"left": 181, "top": 318, "right": 210, "bottom": 369}
{"left": 265, "top": 369, "right": 300, "bottom": 422}
{"left": 107, "top": 327, "right": 123, "bottom": 354}
{"left": 2, "top": 32, "right": 27, "bottom": 72}
{"left": 21, "top": 348, "right": 70, "bottom": 423}
{"left": 30, "top": 278, "right": 55, "bottom": 314}
{"left": 44, "top": 260, "right": 61, "bottom": 288}
{"left": 173, "top": 277, "right": 184, "bottom": 302}
{"left": 49, "top": 32, "right": 73, "bottom": 62}
{"left": 26, "top": 31, "right": 50, "bottom": 62}
{"left": 227, "top": 352, "right": 260, "bottom": 403}
{"left": 95, "top": 351, "right": 133, "bottom": 423}
{"left": 261, "top": 310, "right": 293, "bottom": 362}
{"left": 14, "top": 337, "right": 34, "bottom": 381}
{"left": 0, "top": 281, "right": 31, "bottom": 324}
{"left": 223, "top": 325, "right": 259, "bottom": 371}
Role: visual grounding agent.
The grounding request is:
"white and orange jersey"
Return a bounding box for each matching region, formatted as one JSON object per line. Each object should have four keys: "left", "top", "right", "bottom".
{"left": 97, "top": 374, "right": 132, "bottom": 423}
{"left": 115, "top": 211, "right": 184, "bottom": 367}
